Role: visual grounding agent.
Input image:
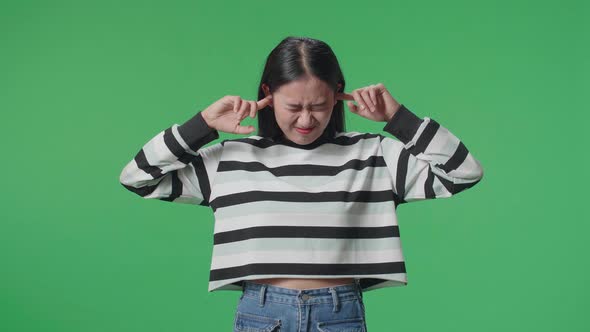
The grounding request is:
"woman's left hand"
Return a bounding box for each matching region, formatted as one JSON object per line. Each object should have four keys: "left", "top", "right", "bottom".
{"left": 336, "top": 83, "right": 402, "bottom": 122}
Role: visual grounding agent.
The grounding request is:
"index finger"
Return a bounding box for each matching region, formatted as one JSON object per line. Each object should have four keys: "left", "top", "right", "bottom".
{"left": 257, "top": 94, "right": 273, "bottom": 109}
{"left": 336, "top": 92, "right": 354, "bottom": 101}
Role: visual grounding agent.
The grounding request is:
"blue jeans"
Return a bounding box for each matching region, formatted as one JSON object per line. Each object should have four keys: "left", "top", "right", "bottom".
{"left": 233, "top": 280, "right": 367, "bottom": 332}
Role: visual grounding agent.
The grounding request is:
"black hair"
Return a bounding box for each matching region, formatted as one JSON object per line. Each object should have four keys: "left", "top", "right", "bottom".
{"left": 256, "top": 36, "right": 346, "bottom": 140}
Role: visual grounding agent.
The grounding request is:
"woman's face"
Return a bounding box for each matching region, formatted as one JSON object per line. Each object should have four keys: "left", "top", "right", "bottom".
{"left": 263, "top": 76, "right": 338, "bottom": 145}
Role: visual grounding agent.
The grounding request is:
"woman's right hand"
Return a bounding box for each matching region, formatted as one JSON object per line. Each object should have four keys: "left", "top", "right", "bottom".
{"left": 201, "top": 95, "right": 273, "bottom": 135}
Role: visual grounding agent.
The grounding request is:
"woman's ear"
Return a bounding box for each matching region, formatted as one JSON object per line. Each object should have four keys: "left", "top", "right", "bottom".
{"left": 261, "top": 83, "right": 274, "bottom": 109}
{"left": 261, "top": 83, "right": 270, "bottom": 97}
{"left": 333, "top": 83, "right": 342, "bottom": 106}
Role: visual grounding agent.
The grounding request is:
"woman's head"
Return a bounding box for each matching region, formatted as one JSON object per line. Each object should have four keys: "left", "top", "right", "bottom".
{"left": 257, "top": 36, "right": 346, "bottom": 145}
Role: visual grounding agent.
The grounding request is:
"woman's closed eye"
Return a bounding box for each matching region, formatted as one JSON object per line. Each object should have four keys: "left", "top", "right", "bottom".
{"left": 287, "top": 106, "right": 330, "bottom": 112}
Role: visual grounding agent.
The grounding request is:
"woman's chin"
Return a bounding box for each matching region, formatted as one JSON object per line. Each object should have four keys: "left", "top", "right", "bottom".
{"left": 285, "top": 131, "right": 318, "bottom": 144}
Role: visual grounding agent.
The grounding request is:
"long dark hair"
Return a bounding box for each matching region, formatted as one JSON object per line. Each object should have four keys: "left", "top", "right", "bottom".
{"left": 257, "top": 36, "right": 346, "bottom": 139}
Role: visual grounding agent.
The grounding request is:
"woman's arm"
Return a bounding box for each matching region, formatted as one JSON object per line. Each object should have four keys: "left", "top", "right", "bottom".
{"left": 379, "top": 104, "right": 484, "bottom": 204}
{"left": 119, "top": 111, "right": 223, "bottom": 206}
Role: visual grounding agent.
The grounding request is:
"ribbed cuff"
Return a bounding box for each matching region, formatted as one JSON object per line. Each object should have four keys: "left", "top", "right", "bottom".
{"left": 382, "top": 104, "right": 423, "bottom": 144}
{"left": 177, "top": 111, "right": 219, "bottom": 151}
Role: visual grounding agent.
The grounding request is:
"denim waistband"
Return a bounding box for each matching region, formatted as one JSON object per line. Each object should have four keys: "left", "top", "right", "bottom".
{"left": 241, "top": 279, "right": 363, "bottom": 307}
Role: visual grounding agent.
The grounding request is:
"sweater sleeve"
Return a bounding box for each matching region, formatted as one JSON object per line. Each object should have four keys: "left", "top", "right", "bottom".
{"left": 379, "top": 104, "right": 484, "bottom": 204}
{"left": 119, "top": 111, "right": 223, "bottom": 206}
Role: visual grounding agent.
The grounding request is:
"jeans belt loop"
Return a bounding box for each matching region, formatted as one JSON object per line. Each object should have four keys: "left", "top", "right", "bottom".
{"left": 329, "top": 287, "right": 340, "bottom": 313}
{"left": 354, "top": 279, "right": 363, "bottom": 300}
{"left": 258, "top": 284, "right": 267, "bottom": 307}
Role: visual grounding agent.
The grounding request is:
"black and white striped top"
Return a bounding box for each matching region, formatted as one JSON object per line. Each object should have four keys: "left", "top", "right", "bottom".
{"left": 119, "top": 104, "right": 484, "bottom": 292}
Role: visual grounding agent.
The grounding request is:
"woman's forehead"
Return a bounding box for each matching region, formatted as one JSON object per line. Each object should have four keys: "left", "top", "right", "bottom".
{"left": 275, "top": 79, "right": 333, "bottom": 102}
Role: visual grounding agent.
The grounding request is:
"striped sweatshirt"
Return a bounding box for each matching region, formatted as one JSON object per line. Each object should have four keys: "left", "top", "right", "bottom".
{"left": 119, "top": 104, "right": 484, "bottom": 292}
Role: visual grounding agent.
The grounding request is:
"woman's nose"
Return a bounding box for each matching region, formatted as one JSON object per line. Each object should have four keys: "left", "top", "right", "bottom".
{"left": 298, "top": 111, "right": 316, "bottom": 126}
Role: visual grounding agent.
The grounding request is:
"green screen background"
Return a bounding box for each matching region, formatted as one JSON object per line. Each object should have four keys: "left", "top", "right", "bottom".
{"left": 1, "top": 0, "right": 587, "bottom": 331}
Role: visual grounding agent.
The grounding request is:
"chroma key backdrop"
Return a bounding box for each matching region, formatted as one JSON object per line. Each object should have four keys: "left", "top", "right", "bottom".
{"left": 0, "top": 0, "right": 587, "bottom": 331}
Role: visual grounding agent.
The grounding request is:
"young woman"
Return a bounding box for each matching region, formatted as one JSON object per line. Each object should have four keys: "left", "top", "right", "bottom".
{"left": 120, "top": 36, "right": 484, "bottom": 332}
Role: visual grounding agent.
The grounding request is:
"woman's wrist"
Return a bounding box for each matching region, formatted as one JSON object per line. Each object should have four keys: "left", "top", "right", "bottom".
{"left": 384, "top": 103, "right": 402, "bottom": 122}
{"left": 200, "top": 110, "right": 215, "bottom": 130}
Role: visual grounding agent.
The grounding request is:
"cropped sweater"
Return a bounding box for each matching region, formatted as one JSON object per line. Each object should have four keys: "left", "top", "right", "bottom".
{"left": 119, "top": 104, "right": 484, "bottom": 292}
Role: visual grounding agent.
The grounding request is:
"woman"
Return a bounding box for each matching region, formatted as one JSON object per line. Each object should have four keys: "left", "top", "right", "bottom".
{"left": 119, "top": 36, "right": 484, "bottom": 332}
